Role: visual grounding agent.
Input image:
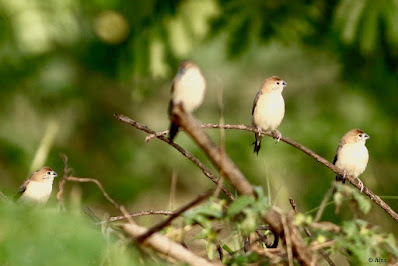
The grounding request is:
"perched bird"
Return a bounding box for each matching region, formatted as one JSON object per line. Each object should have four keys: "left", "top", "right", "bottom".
{"left": 18, "top": 167, "right": 58, "bottom": 205}
{"left": 168, "top": 61, "right": 206, "bottom": 141}
{"left": 333, "top": 129, "right": 370, "bottom": 192}
{"left": 252, "top": 76, "right": 287, "bottom": 155}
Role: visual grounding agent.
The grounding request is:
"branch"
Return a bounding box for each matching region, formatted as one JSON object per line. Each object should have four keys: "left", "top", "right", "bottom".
{"left": 122, "top": 223, "right": 221, "bottom": 266}
{"left": 137, "top": 189, "right": 214, "bottom": 243}
{"left": 171, "top": 107, "right": 254, "bottom": 196}
{"left": 114, "top": 114, "right": 235, "bottom": 201}
{"left": 105, "top": 210, "right": 175, "bottom": 223}
{"left": 65, "top": 176, "right": 120, "bottom": 210}
{"left": 289, "top": 198, "right": 336, "bottom": 266}
{"left": 147, "top": 122, "right": 398, "bottom": 223}
{"left": 171, "top": 106, "right": 314, "bottom": 265}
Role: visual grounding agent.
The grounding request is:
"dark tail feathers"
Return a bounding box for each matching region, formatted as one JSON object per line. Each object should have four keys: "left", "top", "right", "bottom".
{"left": 169, "top": 122, "right": 179, "bottom": 141}
{"left": 333, "top": 175, "right": 346, "bottom": 193}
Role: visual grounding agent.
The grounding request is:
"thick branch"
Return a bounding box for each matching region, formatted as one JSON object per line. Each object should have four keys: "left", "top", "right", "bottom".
{"left": 123, "top": 223, "right": 220, "bottom": 266}
{"left": 171, "top": 106, "right": 254, "bottom": 196}
{"left": 171, "top": 107, "right": 314, "bottom": 265}
{"left": 114, "top": 114, "right": 234, "bottom": 201}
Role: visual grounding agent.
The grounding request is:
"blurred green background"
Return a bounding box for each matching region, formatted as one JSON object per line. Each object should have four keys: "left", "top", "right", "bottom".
{"left": 0, "top": 0, "right": 397, "bottom": 234}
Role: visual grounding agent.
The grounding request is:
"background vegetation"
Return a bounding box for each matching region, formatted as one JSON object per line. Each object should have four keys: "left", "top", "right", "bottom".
{"left": 0, "top": 0, "right": 397, "bottom": 264}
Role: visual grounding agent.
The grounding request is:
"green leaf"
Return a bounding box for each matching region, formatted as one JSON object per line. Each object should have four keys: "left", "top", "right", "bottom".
{"left": 342, "top": 220, "right": 358, "bottom": 237}
{"left": 353, "top": 191, "right": 372, "bottom": 214}
{"left": 227, "top": 195, "right": 255, "bottom": 217}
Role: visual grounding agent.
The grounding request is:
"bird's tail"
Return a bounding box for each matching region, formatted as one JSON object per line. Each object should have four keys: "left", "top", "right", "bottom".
{"left": 333, "top": 175, "right": 346, "bottom": 193}
{"left": 169, "top": 122, "right": 179, "bottom": 141}
{"left": 253, "top": 134, "right": 262, "bottom": 155}
{"left": 335, "top": 175, "right": 346, "bottom": 184}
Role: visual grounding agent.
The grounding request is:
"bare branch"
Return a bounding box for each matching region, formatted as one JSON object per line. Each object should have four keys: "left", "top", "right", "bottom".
{"left": 105, "top": 210, "right": 175, "bottom": 223}
{"left": 314, "top": 188, "right": 334, "bottom": 223}
{"left": 145, "top": 122, "right": 398, "bottom": 223}
{"left": 171, "top": 106, "right": 254, "bottom": 196}
{"left": 66, "top": 176, "right": 120, "bottom": 210}
{"left": 114, "top": 114, "right": 235, "bottom": 201}
{"left": 137, "top": 189, "right": 214, "bottom": 243}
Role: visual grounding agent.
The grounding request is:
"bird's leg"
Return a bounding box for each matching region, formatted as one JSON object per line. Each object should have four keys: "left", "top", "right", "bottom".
{"left": 273, "top": 130, "right": 282, "bottom": 143}
{"left": 356, "top": 177, "right": 364, "bottom": 193}
{"left": 341, "top": 170, "right": 347, "bottom": 183}
{"left": 257, "top": 126, "right": 263, "bottom": 138}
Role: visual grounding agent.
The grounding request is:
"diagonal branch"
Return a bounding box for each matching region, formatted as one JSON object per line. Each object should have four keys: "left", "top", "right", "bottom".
{"left": 114, "top": 114, "right": 235, "bottom": 201}
{"left": 137, "top": 189, "right": 214, "bottom": 243}
{"left": 170, "top": 106, "right": 314, "bottom": 265}
{"left": 123, "top": 222, "right": 221, "bottom": 266}
{"left": 146, "top": 122, "right": 398, "bottom": 223}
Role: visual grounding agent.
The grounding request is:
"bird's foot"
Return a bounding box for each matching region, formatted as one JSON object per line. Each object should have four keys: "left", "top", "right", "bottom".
{"left": 356, "top": 177, "right": 364, "bottom": 193}
{"left": 273, "top": 130, "right": 282, "bottom": 143}
{"left": 257, "top": 127, "right": 263, "bottom": 137}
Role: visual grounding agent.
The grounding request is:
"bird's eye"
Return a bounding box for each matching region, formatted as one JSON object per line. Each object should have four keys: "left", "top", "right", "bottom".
{"left": 359, "top": 134, "right": 362, "bottom": 137}
{"left": 47, "top": 171, "right": 51, "bottom": 175}
{"left": 276, "top": 81, "right": 280, "bottom": 85}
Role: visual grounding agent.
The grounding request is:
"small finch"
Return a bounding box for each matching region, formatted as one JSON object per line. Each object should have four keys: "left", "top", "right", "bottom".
{"left": 168, "top": 61, "right": 206, "bottom": 141}
{"left": 252, "top": 76, "right": 287, "bottom": 155}
{"left": 333, "top": 129, "right": 370, "bottom": 192}
{"left": 18, "top": 167, "right": 58, "bottom": 205}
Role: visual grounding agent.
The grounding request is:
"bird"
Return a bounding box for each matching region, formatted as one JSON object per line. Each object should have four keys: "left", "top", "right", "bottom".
{"left": 168, "top": 61, "right": 206, "bottom": 141}
{"left": 17, "top": 167, "right": 58, "bottom": 205}
{"left": 252, "top": 76, "right": 287, "bottom": 155}
{"left": 333, "top": 129, "right": 370, "bottom": 192}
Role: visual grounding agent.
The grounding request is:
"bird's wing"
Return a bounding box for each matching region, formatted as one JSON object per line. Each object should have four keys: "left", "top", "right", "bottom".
{"left": 18, "top": 179, "right": 30, "bottom": 195}
{"left": 333, "top": 144, "right": 342, "bottom": 165}
{"left": 168, "top": 82, "right": 175, "bottom": 115}
{"left": 252, "top": 90, "right": 262, "bottom": 115}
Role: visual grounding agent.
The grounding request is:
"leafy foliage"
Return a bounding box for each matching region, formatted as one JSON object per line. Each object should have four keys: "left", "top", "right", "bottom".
{"left": 0, "top": 203, "right": 137, "bottom": 266}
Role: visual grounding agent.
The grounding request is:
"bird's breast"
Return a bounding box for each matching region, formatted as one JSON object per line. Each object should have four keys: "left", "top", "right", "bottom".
{"left": 335, "top": 144, "right": 369, "bottom": 177}
{"left": 19, "top": 180, "right": 54, "bottom": 204}
{"left": 252, "top": 93, "right": 285, "bottom": 130}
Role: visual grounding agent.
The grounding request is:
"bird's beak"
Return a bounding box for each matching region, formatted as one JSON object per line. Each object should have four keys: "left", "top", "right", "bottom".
{"left": 364, "top": 133, "right": 370, "bottom": 140}
{"left": 282, "top": 81, "right": 287, "bottom": 87}
{"left": 53, "top": 171, "right": 58, "bottom": 178}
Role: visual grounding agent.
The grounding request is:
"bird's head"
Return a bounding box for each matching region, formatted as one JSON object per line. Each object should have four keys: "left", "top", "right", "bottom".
{"left": 262, "top": 76, "right": 287, "bottom": 93}
{"left": 31, "top": 167, "right": 58, "bottom": 183}
{"left": 342, "top": 129, "right": 370, "bottom": 145}
{"left": 176, "top": 60, "right": 199, "bottom": 76}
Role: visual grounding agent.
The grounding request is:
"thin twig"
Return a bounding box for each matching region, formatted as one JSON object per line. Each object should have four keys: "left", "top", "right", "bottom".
{"left": 143, "top": 121, "right": 398, "bottom": 223}
{"left": 57, "top": 153, "right": 73, "bottom": 205}
{"left": 314, "top": 187, "right": 334, "bottom": 223}
{"left": 137, "top": 189, "right": 214, "bottom": 243}
{"left": 65, "top": 176, "right": 120, "bottom": 210}
{"left": 114, "top": 114, "right": 235, "bottom": 201}
{"left": 104, "top": 210, "right": 175, "bottom": 223}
